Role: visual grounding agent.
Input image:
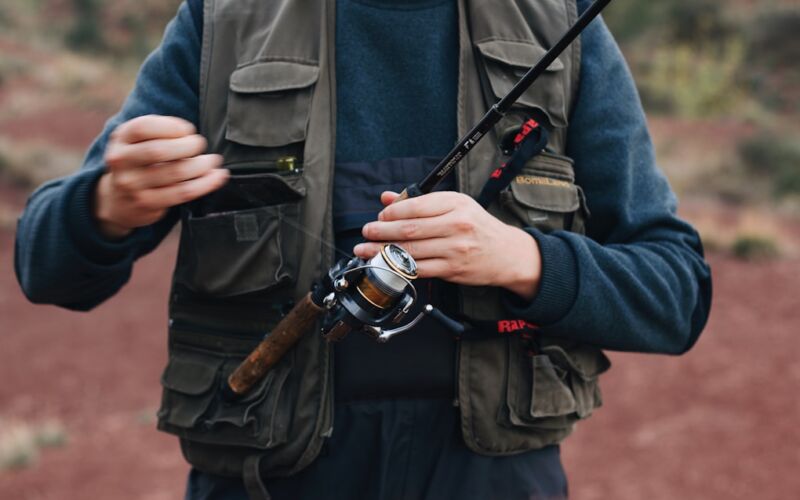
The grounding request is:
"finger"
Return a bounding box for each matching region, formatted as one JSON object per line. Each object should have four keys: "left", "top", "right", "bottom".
{"left": 134, "top": 168, "right": 229, "bottom": 210}
{"left": 415, "top": 258, "right": 452, "bottom": 279}
{"left": 380, "top": 191, "right": 399, "bottom": 207}
{"left": 354, "top": 238, "right": 449, "bottom": 261}
{"left": 378, "top": 191, "right": 464, "bottom": 222}
{"left": 133, "top": 154, "right": 223, "bottom": 190}
{"left": 113, "top": 115, "right": 196, "bottom": 144}
{"left": 108, "top": 135, "right": 208, "bottom": 169}
{"left": 363, "top": 214, "right": 457, "bottom": 242}
{"left": 353, "top": 242, "right": 381, "bottom": 260}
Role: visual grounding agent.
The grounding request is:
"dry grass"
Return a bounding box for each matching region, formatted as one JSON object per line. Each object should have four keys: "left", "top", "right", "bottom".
{"left": 0, "top": 418, "right": 68, "bottom": 471}
{"left": 0, "top": 138, "right": 83, "bottom": 188}
{"left": 0, "top": 46, "right": 131, "bottom": 120}
{"left": 0, "top": 204, "right": 19, "bottom": 230}
{"left": 686, "top": 207, "right": 797, "bottom": 260}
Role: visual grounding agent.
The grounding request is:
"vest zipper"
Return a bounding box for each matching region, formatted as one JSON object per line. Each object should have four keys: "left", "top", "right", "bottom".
{"left": 168, "top": 318, "right": 269, "bottom": 341}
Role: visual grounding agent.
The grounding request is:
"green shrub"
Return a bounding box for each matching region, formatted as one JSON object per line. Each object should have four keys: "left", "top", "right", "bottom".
{"left": 0, "top": 425, "right": 38, "bottom": 471}
{"left": 739, "top": 133, "right": 800, "bottom": 198}
{"left": 636, "top": 41, "right": 745, "bottom": 118}
{"left": 65, "top": 0, "right": 105, "bottom": 52}
{"left": 746, "top": 7, "right": 800, "bottom": 69}
{"left": 603, "top": 0, "right": 666, "bottom": 44}
{"left": 665, "top": 0, "right": 734, "bottom": 47}
{"left": 0, "top": 419, "right": 69, "bottom": 471}
{"left": 731, "top": 235, "right": 780, "bottom": 260}
{"left": 740, "top": 7, "right": 800, "bottom": 111}
{"left": 34, "top": 421, "right": 68, "bottom": 449}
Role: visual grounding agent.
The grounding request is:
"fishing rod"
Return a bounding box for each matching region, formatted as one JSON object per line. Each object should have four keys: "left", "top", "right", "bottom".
{"left": 396, "top": 0, "right": 613, "bottom": 202}
{"left": 226, "top": 0, "right": 615, "bottom": 398}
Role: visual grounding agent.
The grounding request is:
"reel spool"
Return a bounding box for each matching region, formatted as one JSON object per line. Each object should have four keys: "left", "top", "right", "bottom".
{"left": 316, "top": 244, "right": 420, "bottom": 343}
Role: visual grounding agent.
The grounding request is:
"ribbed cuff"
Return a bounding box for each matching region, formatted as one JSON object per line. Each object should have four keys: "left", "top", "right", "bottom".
{"left": 65, "top": 168, "right": 145, "bottom": 266}
{"left": 502, "top": 229, "right": 579, "bottom": 326}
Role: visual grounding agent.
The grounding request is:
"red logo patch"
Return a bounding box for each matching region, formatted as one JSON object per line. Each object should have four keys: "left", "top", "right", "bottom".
{"left": 497, "top": 319, "right": 539, "bottom": 333}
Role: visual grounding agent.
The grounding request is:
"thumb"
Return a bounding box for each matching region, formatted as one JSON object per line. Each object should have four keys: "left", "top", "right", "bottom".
{"left": 380, "top": 191, "right": 400, "bottom": 206}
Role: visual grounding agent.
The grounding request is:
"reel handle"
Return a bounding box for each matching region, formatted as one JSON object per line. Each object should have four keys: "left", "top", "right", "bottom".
{"left": 226, "top": 292, "right": 323, "bottom": 397}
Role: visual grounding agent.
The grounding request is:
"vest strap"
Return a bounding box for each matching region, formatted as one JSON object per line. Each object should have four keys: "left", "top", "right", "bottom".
{"left": 476, "top": 118, "right": 549, "bottom": 208}
{"left": 243, "top": 455, "right": 272, "bottom": 500}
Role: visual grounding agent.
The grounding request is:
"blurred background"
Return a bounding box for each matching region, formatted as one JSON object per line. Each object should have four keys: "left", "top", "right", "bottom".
{"left": 0, "top": 0, "right": 798, "bottom": 498}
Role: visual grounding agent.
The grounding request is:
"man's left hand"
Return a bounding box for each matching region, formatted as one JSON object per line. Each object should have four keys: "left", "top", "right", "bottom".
{"left": 353, "top": 191, "right": 542, "bottom": 300}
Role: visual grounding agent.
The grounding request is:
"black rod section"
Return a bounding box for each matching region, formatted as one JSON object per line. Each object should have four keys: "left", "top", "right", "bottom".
{"left": 408, "top": 0, "right": 613, "bottom": 197}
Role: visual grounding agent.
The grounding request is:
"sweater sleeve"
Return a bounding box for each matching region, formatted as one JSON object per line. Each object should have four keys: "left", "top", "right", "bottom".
{"left": 503, "top": 2, "right": 712, "bottom": 354}
{"left": 14, "top": 0, "right": 203, "bottom": 311}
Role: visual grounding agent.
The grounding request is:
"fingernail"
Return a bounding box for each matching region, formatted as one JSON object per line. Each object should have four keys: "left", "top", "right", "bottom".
{"left": 353, "top": 244, "right": 364, "bottom": 254}
{"left": 378, "top": 211, "right": 385, "bottom": 221}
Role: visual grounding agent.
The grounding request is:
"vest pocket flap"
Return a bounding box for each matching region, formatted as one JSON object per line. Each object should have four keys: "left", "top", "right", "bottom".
{"left": 529, "top": 355, "right": 577, "bottom": 418}
{"left": 540, "top": 343, "right": 609, "bottom": 418}
{"left": 229, "top": 61, "right": 320, "bottom": 93}
{"left": 475, "top": 39, "right": 567, "bottom": 127}
{"left": 161, "top": 353, "right": 221, "bottom": 395}
{"left": 194, "top": 172, "right": 306, "bottom": 217}
{"left": 475, "top": 40, "right": 564, "bottom": 72}
{"left": 509, "top": 178, "right": 580, "bottom": 213}
{"left": 158, "top": 335, "right": 295, "bottom": 449}
{"left": 226, "top": 61, "right": 319, "bottom": 147}
{"left": 504, "top": 346, "right": 577, "bottom": 427}
{"left": 542, "top": 344, "right": 611, "bottom": 381}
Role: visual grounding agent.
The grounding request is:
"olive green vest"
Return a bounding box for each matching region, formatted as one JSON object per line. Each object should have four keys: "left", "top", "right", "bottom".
{"left": 157, "top": 0, "right": 610, "bottom": 483}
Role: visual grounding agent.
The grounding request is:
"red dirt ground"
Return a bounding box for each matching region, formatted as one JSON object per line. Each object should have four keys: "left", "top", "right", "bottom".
{"left": 1, "top": 181, "right": 799, "bottom": 499}
{"left": 0, "top": 106, "right": 112, "bottom": 151}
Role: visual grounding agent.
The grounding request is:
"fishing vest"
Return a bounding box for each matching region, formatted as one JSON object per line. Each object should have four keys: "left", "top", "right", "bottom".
{"left": 157, "top": 0, "right": 611, "bottom": 484}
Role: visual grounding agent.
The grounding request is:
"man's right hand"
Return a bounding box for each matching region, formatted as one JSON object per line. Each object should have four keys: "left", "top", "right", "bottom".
{"left": 94, "top": 115, "right": 229, "bottom": 239}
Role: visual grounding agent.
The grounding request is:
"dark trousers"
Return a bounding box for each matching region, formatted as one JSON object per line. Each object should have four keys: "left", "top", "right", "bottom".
{"left": 185, "top": 399, "right": 568, "bottom": 500}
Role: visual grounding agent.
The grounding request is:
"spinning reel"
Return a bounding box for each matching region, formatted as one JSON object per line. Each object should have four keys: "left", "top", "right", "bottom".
{"left": 226, "top": 244, "right": 453, "bottom": 398}
{"left": 315, "top": 244, "right": 421, "bottom": 343}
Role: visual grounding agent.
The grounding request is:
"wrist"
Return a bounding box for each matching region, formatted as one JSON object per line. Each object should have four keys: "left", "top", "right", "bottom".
{"left": 93, "top": 173, "right": 134, "bottom": 240}
{"left": 495, "top": 225, "right": 541, "bottom": 300}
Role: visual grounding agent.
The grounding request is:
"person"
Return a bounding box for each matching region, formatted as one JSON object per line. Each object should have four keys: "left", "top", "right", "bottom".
{"left": 14, "top": 0, "right": 712, "bottom": 498}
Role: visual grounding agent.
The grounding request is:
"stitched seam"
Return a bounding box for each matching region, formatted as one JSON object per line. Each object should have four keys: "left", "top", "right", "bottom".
{"left": 235, "top": 56, "right": 319, "bottom": 69}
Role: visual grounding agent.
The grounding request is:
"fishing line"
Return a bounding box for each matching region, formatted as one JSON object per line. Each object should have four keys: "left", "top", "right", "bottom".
{"left": 227, "top": 175, "right": 354, "bottom": 261}
{"left": 279, "top": 213, "right": 353, "bottom": 261}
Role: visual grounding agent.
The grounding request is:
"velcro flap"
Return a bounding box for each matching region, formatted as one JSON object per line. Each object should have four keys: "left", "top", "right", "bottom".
{"left": 475, "top": 40, "right": 564, "bottom": 72}
{"left": 230, "top": 61, "right": 320, "bottom": 93}
{"left": 161, "top": 354, "right": 221, "bottom": 395}
{"left": 509, "top": 178, "right": 579, "bottom": 213}
{"left": 542, "top": 344, "right": 612, "bottom": 381}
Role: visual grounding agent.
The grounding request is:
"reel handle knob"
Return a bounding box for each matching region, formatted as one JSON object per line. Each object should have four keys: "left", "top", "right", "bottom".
{"left": 424, "top": 305, "right": 466, "bottom": 337}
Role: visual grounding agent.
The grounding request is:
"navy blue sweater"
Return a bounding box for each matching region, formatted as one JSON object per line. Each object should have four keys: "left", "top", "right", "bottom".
{"left": 14, "top": 0, "right": 711, "bottom": 354}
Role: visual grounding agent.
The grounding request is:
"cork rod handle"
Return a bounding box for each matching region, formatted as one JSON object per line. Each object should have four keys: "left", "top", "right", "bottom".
{"left": 227, "top": 292, "right": 323, "bottom": 396}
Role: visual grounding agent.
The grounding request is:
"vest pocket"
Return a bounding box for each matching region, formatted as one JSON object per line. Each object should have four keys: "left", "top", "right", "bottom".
{"left": 504, "top": 344, "right": 576, "bottom": 429}
{"left": 502, "top": 339, "right": 610, "bottom": 429}
{"left": 226, "top": 61, "right": 319, "bottom": 148}
{"left": 475, "top": 39, "right": 568, "bottom": 128}
{"left": 540, "top": 342, "right": 611, "bottom": 418}
{"left": 176, "top": 173, "right": 305, "bottom": 297}
{"left": 157, "top": 336, "right": 295, "bottom": 450}
{"left": 499, "top": 152, "right": 585, "bottom": 233}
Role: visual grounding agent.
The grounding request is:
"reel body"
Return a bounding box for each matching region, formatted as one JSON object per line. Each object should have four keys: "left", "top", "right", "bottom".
{"left": 314, "top": 244, "right": 421, "bottom": 343}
